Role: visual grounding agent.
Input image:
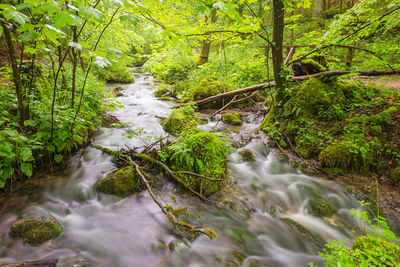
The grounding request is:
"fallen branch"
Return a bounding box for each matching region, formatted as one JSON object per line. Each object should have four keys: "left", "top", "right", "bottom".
{"left": 0, "top": 259, "right": 58, "bottom": 267}
{"left": 94, "top": 145, "right": 214, "bottom": 202}
{"left": 95, "top": 145, "right": 216, "bottom": 239}
{"left": 208, "top": 91, "right": 260, "bottom": 119}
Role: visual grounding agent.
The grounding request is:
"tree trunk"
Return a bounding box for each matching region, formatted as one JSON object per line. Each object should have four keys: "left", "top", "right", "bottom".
{"left": 1, "top": 21, "right": 26, "bottom": 127}
{"left": 197, "top": 9, "right": 218, "bottom": 66}
{"left": 272, "top": 0, "right": 285, "bottom": 103}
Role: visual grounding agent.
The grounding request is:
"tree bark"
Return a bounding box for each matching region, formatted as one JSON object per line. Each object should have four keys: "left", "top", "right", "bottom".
{"left": 272, "top": 0, "right": 285, "bottom": 103}
{"left": 197, "top": 9, "right": 218, "bottom": 66}
{"left": 1, "top": 21, "right": 26, "bottom": 127}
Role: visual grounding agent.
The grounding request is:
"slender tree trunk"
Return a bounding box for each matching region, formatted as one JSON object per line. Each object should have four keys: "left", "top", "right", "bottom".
{"left": 272, "top": 0, "right": 285, "bottom": 103}
{"left": 197, "top": 9, "right": 218, "bottom": 66}
{"left": 71, "top": 26, "right": 77, "bottom": 107}
{"left": 1, "top": 21, "right": 26, "bottom": 127}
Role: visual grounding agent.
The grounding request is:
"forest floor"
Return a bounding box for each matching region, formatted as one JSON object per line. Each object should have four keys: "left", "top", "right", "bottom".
{"left": 352, "top": 74, "right": 400, "bottom": 90}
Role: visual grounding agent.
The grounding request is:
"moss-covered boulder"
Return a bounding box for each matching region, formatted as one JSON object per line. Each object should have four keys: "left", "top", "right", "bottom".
{"left": 319, "top": 141, "right": 371, "bottom": 173}
{"left": 222, "top": 113, "right": 243, "bottom": 126}
{"left": 290, "top": 78, "right": 345, "bottom": 119}
{"left": 161, "top": 106, "right": 198, "bottom": 136}
{"left": 9, "top": 219, "right": 63, "bottom": 245}
{"left": 350, "top": 235, "right": 400, "bottom": 265}
{"left": 96, "top": 166, "right": 145, "bottom": 197}
{"left": 168, "top": 129, "right": 229, "bottom": 195}
{"left": 389, "top": 166, "right": 400, "bottom": 187}
{"left": 338, "top": 80, "right": 365, "bottom": 103}
{"left": 238, "top": 149, "right": 256, "bottom": 162}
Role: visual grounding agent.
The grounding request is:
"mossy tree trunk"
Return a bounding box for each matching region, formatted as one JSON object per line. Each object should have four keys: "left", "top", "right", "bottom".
{"left": 197, "top": 9, "right": 218, "bottom": 66}
{"left": 272, "top": 0, "right": 285, "bottom": 103}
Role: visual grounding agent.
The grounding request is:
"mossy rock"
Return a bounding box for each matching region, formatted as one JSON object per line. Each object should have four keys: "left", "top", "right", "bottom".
{"left": 308, "top": 198, "right": 337, "bottom": 217}
{"left": 159, "top": 96, "right": 172, "bottom": 101}
{"left": 281, "top": 218, "right": 326, "bottom": 252}
{"left": 168, "top": 129, "right": 229, "bottom": 195}
{"left": 338, "top": 80, "right": 365, "bottom": 103}
{"left": 319, "top": 141, "right": 371, "bottom": 173}
{"left": 9, "top": 219, "right": 63, "bottom": 245}
{"left": 154, "top": 85, "right": 170, "bottom": 97}
{"left": 290, "top": 78, "right": 345, "bottom": 118}
{"left": 222, "top": 113, "right": 243, "bottom": 126}
{"left": 350, "top": 235, "right": 400, "bottom": 265}
{"left": 95, "top": 166, "right": 146, "bottom": 197}
{"left": 389, "top": 166, "right": 400, "bottom": 187}
{"left": 100, "top": 114, "right": 119, "bottom": 128}
{"left": 161, "top": 106, "right": 198, "bottom": 136}
{"left": 195, "top": 113, "right": 208, "bottom": 124}
{"left": 238, "top": 149, "right": 256, "bottom": 162}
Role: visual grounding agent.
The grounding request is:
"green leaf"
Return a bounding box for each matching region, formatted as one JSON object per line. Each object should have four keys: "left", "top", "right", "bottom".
{"left": 69, "top": 42, "right": 82, "bottom": 50}
{"left": 3, "top": 8, "right": 29, "bottom": 24}
{"left": 119, "top": 14, "right": 138, "bottom": 26}
{"left": 46, "top": 145, "right": 56, "bottom": 152}
{"left": 54, "top": 154, "right": 63, "bottom": 163}
{"left": 21, "top": 162, "right": 33, "bottom": 177}
{"left": 20, "top": 147, "right": 34, "bottom": 162}
{"left": 20, "top": 31, "right": 39, "bottom": 42}
{"left": 79, "top": 5, "right": 103, "bottom": 20}
{"left": 23, "top": 119, "right": 37, "bottom": 127}
{"left": 105, "top": 0, "right": 123, "bottom": 10}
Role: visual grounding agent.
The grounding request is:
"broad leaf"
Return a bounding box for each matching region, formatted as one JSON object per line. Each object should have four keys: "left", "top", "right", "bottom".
{"left": 21, "top": 163, "right": 33, "bottom": 177}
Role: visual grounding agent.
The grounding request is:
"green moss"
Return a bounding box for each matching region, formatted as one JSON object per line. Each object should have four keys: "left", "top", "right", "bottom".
{"left": 238, "top": 149, "right": 256, "bottom": 162}
{"left": 309, "top": 197, "right": 337, "bottom": 217}
{"left": 192, "top": 77, "right": 234, "bottom": 108}
{"left": 281, "top": 218, "right": 326, "bottom": 251}
{"left": 375, "top": 161, "right": 387, "bottom": 176}
{"left": 389, "top": 166, "right": 400, "bottom": 187}
{"left": 290, "top": 78, "right": 345, "bottom": 118}
{"left": 154, "top": 85, "right": 170, "bottom": 97}
{"left": 9, "top": 219, "right": 63, "bottom": 245}
{"left": 159, "top": 96, "right": 172, "bottom": 101}
{"left": 350, "top": 235, "right": 400, "bottom": 265}
{"left": 319, "top": 141, "right": 371, "bottom": 172}
{"left": 168, "top": 129, "right": 229, "bottom": 195}
{"left": 95, "top": 166, "right": 145, "bottom": 197}
{"left": 161, "top": 106, "right": 198, "bottom": 136}
{"left": 222, "top": 113, "right": 243, "bottom": 126}
{"left": 326, "top": 167, "right": 345, "bottom": 175}
{"left": 338, "top": 80, "right": 365, "bottom": 103}
{"left": 370, "top": 125, "right": 383, "bottom": 136}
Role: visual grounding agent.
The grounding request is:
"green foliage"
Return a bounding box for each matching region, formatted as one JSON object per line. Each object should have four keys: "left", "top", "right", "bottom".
{"left": 389, "top": 166, "right": 400, "bottom": 187}
{"left": 312, "top": 201, "right": 400, "bottom": 267}
{"left": 168, "top": 128, "right": 229, "bottom": 195}
{"left": 94, "top": 63, "right": 135, "bottom": 84}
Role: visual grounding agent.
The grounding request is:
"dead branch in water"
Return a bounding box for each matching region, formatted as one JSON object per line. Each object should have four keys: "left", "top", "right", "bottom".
{"left": 94, "top": 145, "right": 217, "bottom": 239}
{"left": 0, "top": 259, "right": 58, "bottom": 267}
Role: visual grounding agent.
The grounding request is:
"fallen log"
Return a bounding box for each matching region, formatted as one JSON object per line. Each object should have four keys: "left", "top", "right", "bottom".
{"left": 0, "top": 259, "right": 58, "bottom": 267}
{"left": 290, "top": 69, "right": 400, "bottom": 81}
{"left": 193, "top": 82, "right": 274, "bottom": 106}
{"left": 190, "top": 69, "right": 400, "bottom": 105}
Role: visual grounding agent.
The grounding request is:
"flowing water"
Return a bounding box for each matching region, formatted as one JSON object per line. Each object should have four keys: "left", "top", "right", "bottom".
{"left": 0, "top": 72, "right": 365, "bottom": 266}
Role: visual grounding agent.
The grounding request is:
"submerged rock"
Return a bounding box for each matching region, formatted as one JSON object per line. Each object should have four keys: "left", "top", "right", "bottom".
{"left": 9, "top": 219, "right": 63, "bottom": 245}
{"left": 222, "top": 113, "right": 243, "bottom": 126}
{"left": 95, "top": 166, "right": 146, "bottom": 197}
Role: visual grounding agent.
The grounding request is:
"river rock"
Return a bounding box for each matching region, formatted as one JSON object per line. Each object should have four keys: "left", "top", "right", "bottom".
{"left": 9, "top": 219, "right": 63, "bottom": 245}
{"left": 238, "top": 149, "right": 256, "bottom": 162}
{"left": 95, "top": 166, "right": 146, "bottom": 197}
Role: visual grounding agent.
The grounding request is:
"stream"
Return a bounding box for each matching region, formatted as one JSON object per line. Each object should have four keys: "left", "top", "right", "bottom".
{"left": 0, "top": 72, "right": 366, "bottom": 266}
